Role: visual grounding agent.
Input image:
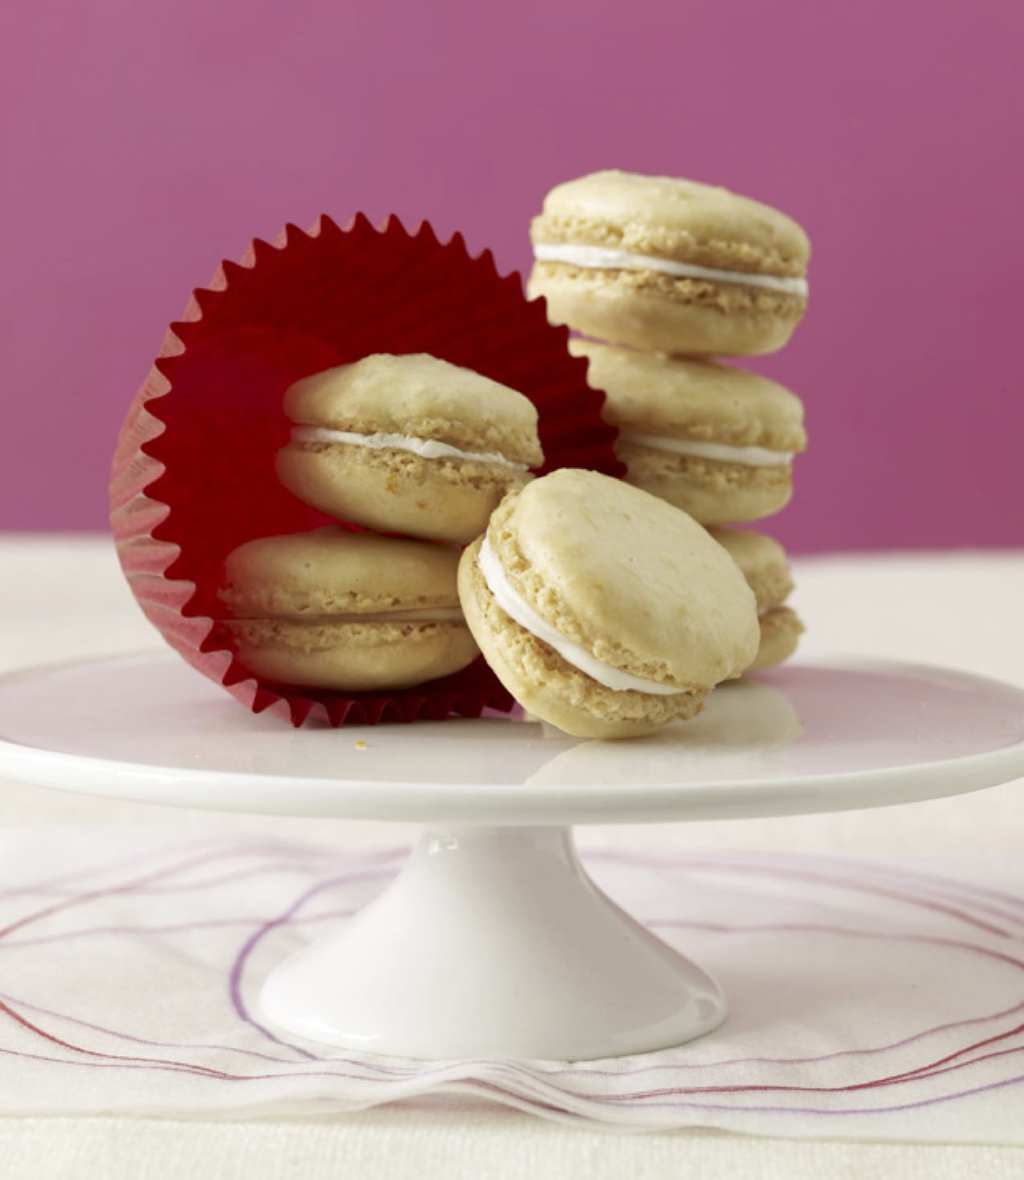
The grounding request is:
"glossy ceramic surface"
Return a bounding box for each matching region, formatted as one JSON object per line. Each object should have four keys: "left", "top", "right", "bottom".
{"left": 1, "top": 653, "right": 1023, "bottom": 825}
{"left": 261, "top": 826, "right": 726, "bottom": 1058}
{"left": 3, "top": 653, "right": 1023, "bottom": 1059}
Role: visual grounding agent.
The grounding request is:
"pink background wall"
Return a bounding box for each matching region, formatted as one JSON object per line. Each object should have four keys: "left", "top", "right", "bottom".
{"left": 3, "top": 0, "right": 1022, "bottom": 551}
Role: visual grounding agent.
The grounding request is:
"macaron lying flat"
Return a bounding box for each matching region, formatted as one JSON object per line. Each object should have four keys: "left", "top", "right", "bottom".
{"left": 573, "top": 339, "right": 806, "bottom": 525}
{"left": 217, "top": 527, "right": 478, "bottom": 691}
{"left": 710, "top": 527, "right": 804, "bottom": 671}
{"left": 458, "top": 470, "right": 760, "bottom": 739}
{"left": 528, "top": 170, "right": 810, "bottom": 356}
{"left": 277, "top": 354, "right": 544, "bottom": 544}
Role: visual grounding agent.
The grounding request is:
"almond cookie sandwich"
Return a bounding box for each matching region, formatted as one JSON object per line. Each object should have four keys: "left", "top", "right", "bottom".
{"left": 573, "top": 339, "right": 806, "bottom": 524}
{"left": 217, "top": 527, "right": 478, "bottom": 691}
{"left": 529, "top": 169, "right": 809, "bottom": 356}
{"left": 277, "top": 353, "right": 543, "bottom": 544}
{"left": 458, "top": 469, "right": 759, "bottom": 739}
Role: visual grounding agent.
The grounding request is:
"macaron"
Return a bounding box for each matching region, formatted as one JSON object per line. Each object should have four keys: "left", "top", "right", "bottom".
{"left": 710, "top": 527, "right": 804, "bottom": 671}
{"left": 458, "top": 469, "right": 759, "bottom": 740}
{"left": 528, "top": 170, "right": 810, "bottom": 356}
{"left": 276, "top": 353, "right": 544, "bottom": 544}
{"left": 572, "top": 339, "right": 806, "bottom": 525}
{"left": 217, "top": 527, "right": 478, "bottom": 691}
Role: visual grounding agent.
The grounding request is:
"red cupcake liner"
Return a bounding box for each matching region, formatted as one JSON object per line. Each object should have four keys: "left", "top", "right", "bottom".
{"left": 110, "top": 215, "right": 624, "bottom": 727}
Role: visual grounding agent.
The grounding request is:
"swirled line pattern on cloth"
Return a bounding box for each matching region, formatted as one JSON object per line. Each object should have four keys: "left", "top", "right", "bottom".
{"left": 0, "top": 832, "right": 1022, "bottom": 1139}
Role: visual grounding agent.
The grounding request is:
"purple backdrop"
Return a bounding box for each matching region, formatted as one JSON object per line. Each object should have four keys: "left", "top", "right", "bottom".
{"left": 3, "top": 0, "right": 1022, "bottom": 550}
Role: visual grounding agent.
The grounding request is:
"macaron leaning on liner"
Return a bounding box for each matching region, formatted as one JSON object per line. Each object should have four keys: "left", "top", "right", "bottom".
{"left": 458, "top": 469, "right": 760, "bottom": 740}
{"left": 528, "top": 169, "right": 810, "bottom": 356}
{"left": 277, "top": 353, "right": 544, "bottom": 544}
{"left": 573, "top": 338, "right": 806, "bottom": 525}
{"left": 709, "top": 527, "right": 804, "bottom": 671}
{"left": 217, "top": 527, "right": 478, "bottom": 691}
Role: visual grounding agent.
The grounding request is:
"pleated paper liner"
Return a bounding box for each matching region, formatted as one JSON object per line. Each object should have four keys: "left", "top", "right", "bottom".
{"left": 110, "top": 214, "right": 624, "bottom": 726}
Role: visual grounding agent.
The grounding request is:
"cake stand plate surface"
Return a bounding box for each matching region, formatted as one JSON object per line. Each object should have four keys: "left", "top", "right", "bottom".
{"left": 1, "top": 653, "right": 1023, "bottom": 1060}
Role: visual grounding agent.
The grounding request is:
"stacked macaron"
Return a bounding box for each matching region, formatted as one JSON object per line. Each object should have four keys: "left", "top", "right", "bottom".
{"left": 217, "top": 353, "right": 545, "bottom": 692}
{"left": 528, "top": 170, "right": 809, "bottom": 669}
{"left": 708, "top": 528, "right": 802, "bottom": 671}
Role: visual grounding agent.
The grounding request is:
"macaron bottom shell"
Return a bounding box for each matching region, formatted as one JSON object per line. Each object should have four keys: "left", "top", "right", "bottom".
{"left": 528, "top": 263, "right": 805, "bottom": 356}
{"left": 617, "top": 442, "right": 793, "bottom": 525}
{"left": 458, "top": 538, "right": 705, "bottom": 740}
{"left": 223, "top": 617, "right": 479, "bottom": 692}
{"left": 276, "top": 442, "right": 531, "bottom": 545}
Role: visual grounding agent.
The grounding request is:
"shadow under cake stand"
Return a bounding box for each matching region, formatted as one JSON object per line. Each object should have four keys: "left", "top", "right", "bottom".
{"left": 1, "top": 652, "right": 1023, "bottom": 1061}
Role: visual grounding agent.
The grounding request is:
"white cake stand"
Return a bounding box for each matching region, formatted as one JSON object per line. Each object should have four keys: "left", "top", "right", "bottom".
{"left": 2, "top": 652, "right": 1023, "bottom": 1061}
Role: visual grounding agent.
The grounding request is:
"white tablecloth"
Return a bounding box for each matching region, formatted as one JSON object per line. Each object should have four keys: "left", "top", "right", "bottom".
{"left": 1, "top": 535, "right": 1023, "bottom": 1177}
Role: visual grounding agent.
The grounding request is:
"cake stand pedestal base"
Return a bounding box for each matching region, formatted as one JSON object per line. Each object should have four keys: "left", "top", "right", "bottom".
{"left": 261, "top": 825, "right": 725, "bottom": 1060}
{"left": 5, "top": 654, "right": 1024, "bottom": 1062}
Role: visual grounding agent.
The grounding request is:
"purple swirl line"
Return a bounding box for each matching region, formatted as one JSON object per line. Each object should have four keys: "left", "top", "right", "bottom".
{"left": 6, "top": 847, "right": 1024, "bottom": 1085}
{"left": 0, "top": 906, "right": 357, "bottom": 949}
{"left": 0, "top": 846, "right": 311, "bottom": 940}
{"left": 226, "top": 864, "right": 399, "bottom": 1061}
{"left": 5, "top": 910, "right": 1024, "bottom": 1092}
{"left": 587, "top": 846, "right": 1024, "bottom": 929}
{"left": 753, "top": 849, "right": 1024, "bottom": 915}
{"left": 6, "top": 835, "right": 1024, "bottom": 1118}
{"left": 0, "top": 1022, "right": 1021, "bottom": 1122}
{"left": 586, "top": 850, "right": 1012, "bottom": 937}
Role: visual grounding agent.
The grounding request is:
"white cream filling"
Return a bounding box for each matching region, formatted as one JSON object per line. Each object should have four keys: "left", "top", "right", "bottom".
{"left": 533, "top": 242, "right": 808, "bottom": 297}
{"left": 478, "top": 536, "right": 679, "bottom": 697}
{"left": 291, "top": 426, "right": 529, "bottom": 472}
{"left": 622, "top": 432, "right": 794, "bottom": 468}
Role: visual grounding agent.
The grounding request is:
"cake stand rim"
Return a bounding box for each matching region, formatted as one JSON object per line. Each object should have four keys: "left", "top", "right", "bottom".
{"left": 1, "top": 652, "right": 1022, "bottom": 825}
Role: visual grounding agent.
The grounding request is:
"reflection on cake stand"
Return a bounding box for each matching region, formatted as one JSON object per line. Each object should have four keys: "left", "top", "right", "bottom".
{"left": 1, "top": 653, "right": 1023, "bottom": 1060}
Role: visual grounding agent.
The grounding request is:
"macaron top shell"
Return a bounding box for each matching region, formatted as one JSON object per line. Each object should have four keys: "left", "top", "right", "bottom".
{"left": 218, "top": 527, "right": 462, "bottom": 619}
{"left": 572, "top": 339, "right": 806, "bottom": 452}
{"left": 709, "top": 527, "right": 795, "bottom": 612}
{"left": 284, "top": 354, "right": 542, "bottom": 465}
{"left": 531, "top": 170, "right": 810, "bottom": 278}
{"left": 487, "top": 470, "right": 759, "bottom": 690}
